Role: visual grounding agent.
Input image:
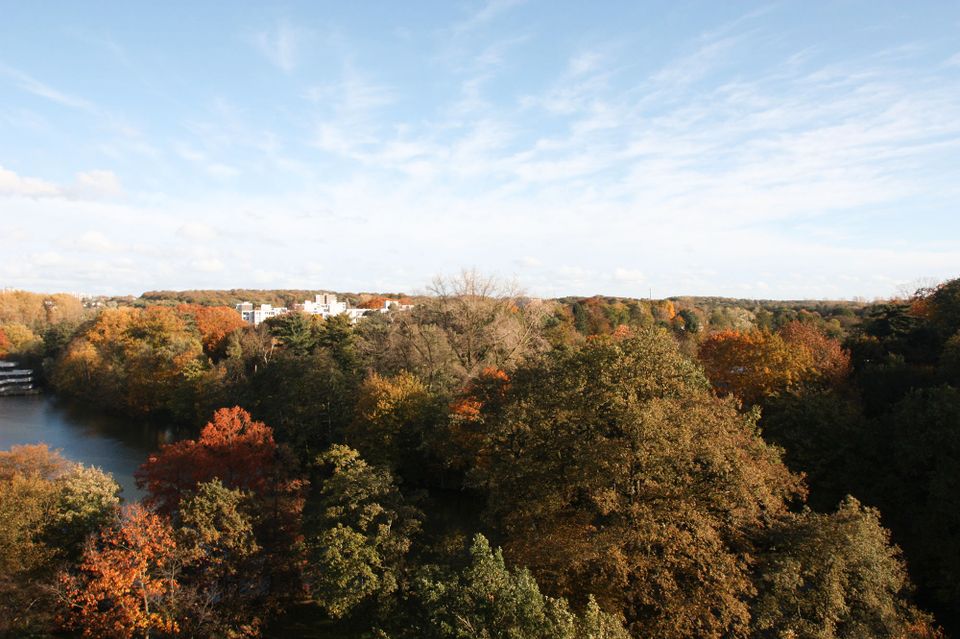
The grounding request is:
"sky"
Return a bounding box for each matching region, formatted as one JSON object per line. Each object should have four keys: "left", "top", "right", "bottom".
{"left": 1, "top": 1, "right": 959, "bottom": 300}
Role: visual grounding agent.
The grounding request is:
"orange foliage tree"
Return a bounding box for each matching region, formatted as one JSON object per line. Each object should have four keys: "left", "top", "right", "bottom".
{"left": 778, "top": 320, "right": 851, "bottom": 386}
{"left": 176, "top": 304, "right": 247, "bottom": 356}
{"left": 698, "top": 330, "right": 815, "bottom": 405}
{"left": 51, "top": 306, "right": 206, "bottom": 415}
{"left": 698, "top": 324, "right": 851, "bottom": 405}
{"left": 59, "top": 504, "right": 181, "bottom": 638}
{"left": 0, "top": 327, "right": 10, "bottom": 357}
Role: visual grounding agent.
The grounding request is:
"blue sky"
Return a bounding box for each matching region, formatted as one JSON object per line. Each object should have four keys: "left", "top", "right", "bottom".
{"left": 1, "top": 1, "right": 959, "bottom": 299}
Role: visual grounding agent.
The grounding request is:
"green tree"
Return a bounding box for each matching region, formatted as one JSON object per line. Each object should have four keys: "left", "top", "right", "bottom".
{"left": 176, "top": 479, "right": 265, "bottom": 637}
{"left": 303, "top": 445, "right": 422, "bottom": 619}
{"left": 751, "top": 497, "right": 930, "bottom": 638}
{"left": 264, "top": 312, "right": 321, "bottom": 356}
{"left": 410, "top": 534, "right": 629, "bottom": 639}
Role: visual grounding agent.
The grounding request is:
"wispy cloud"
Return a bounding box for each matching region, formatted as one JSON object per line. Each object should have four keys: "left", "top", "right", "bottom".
{"left": 3, "top": 4, "right": 959, "bottom": 298}
{"left": 451, "top": 0, "right": 526, "bottom": 36}
{"left": 0, "top": 63, "right": 95, "bottom": 110}
{"left": 252, "top": 21, "right": 303, "bottom": 73}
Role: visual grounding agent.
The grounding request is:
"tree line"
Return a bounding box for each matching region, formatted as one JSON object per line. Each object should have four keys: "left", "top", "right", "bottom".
{"left": 1, "top": 273, "right": 957, "bottom": 637}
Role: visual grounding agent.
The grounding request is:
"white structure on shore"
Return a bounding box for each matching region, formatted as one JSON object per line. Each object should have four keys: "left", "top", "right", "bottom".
{"left": 235, "top": 302, "right": 288, "bottom": 326}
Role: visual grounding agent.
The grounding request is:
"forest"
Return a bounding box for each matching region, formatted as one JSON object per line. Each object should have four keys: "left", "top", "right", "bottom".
{"left": 1, "top": 274, "right": 958, "bottom": 638}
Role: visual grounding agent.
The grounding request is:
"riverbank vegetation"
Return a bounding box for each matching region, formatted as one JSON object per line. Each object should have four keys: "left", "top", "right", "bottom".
{"left": 1, "top": 273, "right": 958, "bottom": 637}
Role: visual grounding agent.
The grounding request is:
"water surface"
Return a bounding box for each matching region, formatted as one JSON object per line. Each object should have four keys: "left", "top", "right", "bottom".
{"left": 0, "top": 395, "right": 178, "bottom": 500}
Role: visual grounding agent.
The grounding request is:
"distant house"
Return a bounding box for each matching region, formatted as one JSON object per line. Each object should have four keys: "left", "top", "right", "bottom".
{"left": 235, "top": 302, "right": 288, "bottom": 326}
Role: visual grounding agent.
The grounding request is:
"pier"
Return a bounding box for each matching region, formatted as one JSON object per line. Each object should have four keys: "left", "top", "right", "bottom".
{"left": 0, "top": 361, "right": 38, "bottom": 396}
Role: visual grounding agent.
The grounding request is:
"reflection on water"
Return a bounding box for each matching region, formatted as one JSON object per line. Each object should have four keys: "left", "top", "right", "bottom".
{"left": 0, "top": 395, "right": 183, "bottom": 500}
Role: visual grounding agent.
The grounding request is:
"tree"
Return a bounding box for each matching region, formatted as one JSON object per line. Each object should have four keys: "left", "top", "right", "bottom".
{"left": 176, "top": 479, "right": 264, "bottom": 637}
{"left": 303, "top": 445, "right": 421, "bottom": 618}
{"left": 241, "top": 349, "right": 357, "bottom": 459}
{"left": 346, "top": 371, "right": 443, "bottom": 477}
{"left": 177, "top": 304, "right": 247, "bottom": 357}
{"left": 264, "top": 312, "right": 321, "bottom": 356}
{"left": 779, "top": 320, "right": 851, "bottom": 387}
{"left": 137, "top": 407, "right": 279, "bottom": 513}
{"left": 760, "top": 390, "right": 868, "bottom": 512}
{"left": 0, "top": 463, "right": 62, "bottom": 635}
{"left": 59, "top": 504, "right": 181, "bottom": 638}
{"left": 874, "top": 386, "right": 960, "bottom": 623}
{"left": 51, "top": 306, "right": 206, "bottom": 416}
{"left": 359, "top": 271, "right": 550, "bottom": 390}
{"left": 0, "top": 322, "right": 42, "bottom": 354}
{"left": 751, "top": 498, "right": 931, "bottom": 638}
{"left": 698, "top": 329, "right": 815, "bottom": 404}
{"left": 474, "top": 331, "right": 803, "bottom": 638}
{"left": 410, "top": 534, "right": 630, "bottom": 639}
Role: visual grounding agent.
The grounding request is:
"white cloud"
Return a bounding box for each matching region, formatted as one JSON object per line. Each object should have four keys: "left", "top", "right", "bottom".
{"left": 613, "top": 268, "right": 645, "bottom": 284}
{"left": 192, "top": 258, "right": 225, "bottom": 273}
{"left": 74, "top": 170, "right": 122, "bottom": 197}
{"left": 74, "top": 231, "right": 116, "bottom": 252}
{"left": 515, "top": 256, "right": 542, "bottom": 268}
{"left": 451, "top": 0, "right": 526, "bottom": 35}
{"left": 0, "top": 166, "right": 121, "bottom": 200}
{"left": 206, "top": 163, "right": 240, "bottom": 178}
{"left": 0, "top": 165, "right": 60, "bottom": 197}
{"left": 176, "top": 222, "right": 217, "bottom": 241}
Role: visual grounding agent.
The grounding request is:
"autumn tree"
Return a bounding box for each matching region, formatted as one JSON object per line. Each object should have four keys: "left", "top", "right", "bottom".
{"left": 51, "top": 306, "right": 206, "bottom": 416}
{"left": 697, "top": 329, "right": 815, "bottom": 404}
{"left": 779, "top": 320, "right": 852, "bottom": 386}
{"left": 137, "top": 407, "right": 304, "bottom": 605}
{"left": 0, "top": 445, "right": 119, "bottom": 636}
{"left": 0, "top": 321, "right": 42, "bottom": 355}
{"left": 59, "top": 504, "right": 181, "bottom": 638}
{"left": 136, "top": 406, "right": 281, "bottom": 514}
{"left": 176, "top": 304, "right": 247, "bottom": 357}
{"left": 358, "top": 271, "right": 550, "bottom": 390}
{"left": 473, "top": 331, "right": 804, "bottom": 639}
{"left": 0, "top": 290, "right": 84, "bottom": 328}
{"left": 346, "top": 371, "right": 444, "bottom": 478}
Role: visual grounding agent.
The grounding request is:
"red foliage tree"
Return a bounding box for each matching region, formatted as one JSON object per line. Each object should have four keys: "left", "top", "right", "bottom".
{"left": 136, "top": 407, "right": 278, "bottom": 514}
{"left": 0, "top": 327, "right": 10, "bottom": 357}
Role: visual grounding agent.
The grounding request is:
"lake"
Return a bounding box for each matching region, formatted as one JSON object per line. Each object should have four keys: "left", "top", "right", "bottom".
{"left": 0, "top": 395, "right": 179, "bottom": 500}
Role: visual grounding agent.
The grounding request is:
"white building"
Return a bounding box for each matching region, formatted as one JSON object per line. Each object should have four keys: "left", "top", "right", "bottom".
{"left": 301, "top": 293, "right": 348, "bottom": 318}
{"left": 236, "top": 302, "right": 288, "bottom": 326}
{"left": 376, "top": 299, "right": 415, "bottom": 312}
